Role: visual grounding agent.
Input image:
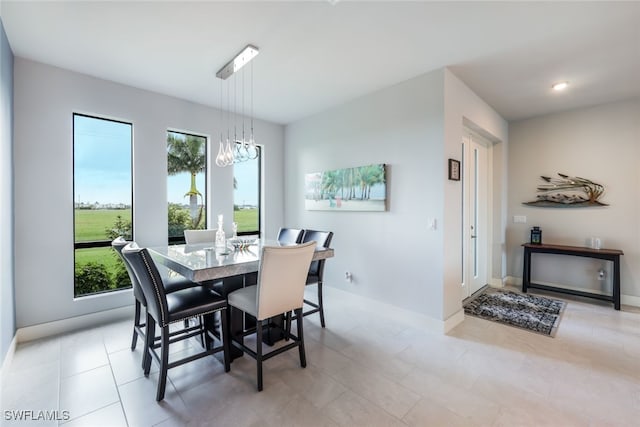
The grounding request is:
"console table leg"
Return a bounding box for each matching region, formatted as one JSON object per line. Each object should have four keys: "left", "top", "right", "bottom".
{"left": 613, "top": 256, "right": 621, "bottom": 310}
{"left": 522, "top": 249, "right": 531, "bottom": 293}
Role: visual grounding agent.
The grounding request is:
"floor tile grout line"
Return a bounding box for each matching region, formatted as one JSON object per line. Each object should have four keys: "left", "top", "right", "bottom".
{"left": 57, "top": 339, "right": 120, "bottom": 425}
{"left": 104, "top": 335, "right": 130, "bottom": 427}
{"left": 319, "top": 356, "right": 418, "bottom": 423}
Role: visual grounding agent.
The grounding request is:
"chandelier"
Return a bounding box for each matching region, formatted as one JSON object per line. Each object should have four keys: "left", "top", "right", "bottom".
{"left": 215, "top": 44, "right": 260, "bottom": 167}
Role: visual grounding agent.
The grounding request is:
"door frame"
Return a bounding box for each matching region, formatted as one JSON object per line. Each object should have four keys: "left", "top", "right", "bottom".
{"left": 461, "top": 129, "right": 494, "bottom": 299}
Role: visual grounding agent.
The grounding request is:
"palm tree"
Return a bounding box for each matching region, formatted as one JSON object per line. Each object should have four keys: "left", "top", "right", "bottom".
{"left": 321, "top": 170, "right": 339, "bottom": 199}
{"left": 167, "top": 134, "right": 206, "bottom": 228}
{"left": 356, "top": 164, "right": 385, "bottom": 199}
{"left": 347, "top": 167, "right": 357, "bottom": 200}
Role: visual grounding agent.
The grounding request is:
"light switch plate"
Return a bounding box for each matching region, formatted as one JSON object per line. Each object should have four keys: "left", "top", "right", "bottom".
{"left": 513, "top": 215, "right": 527, "bottom": 223}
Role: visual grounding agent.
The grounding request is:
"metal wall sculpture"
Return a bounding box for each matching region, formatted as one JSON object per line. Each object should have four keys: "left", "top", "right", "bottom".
{"left": 523, "top": 173, "right": 607, "bottom": 207}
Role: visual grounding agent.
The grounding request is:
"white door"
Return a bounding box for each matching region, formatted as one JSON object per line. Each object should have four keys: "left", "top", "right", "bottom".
{"left": 462, "top": 133, "right": 489, "bottom": 298}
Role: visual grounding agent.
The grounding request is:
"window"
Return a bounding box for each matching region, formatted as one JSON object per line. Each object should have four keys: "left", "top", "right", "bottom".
{"left": 73, "top": 114, "right": 133, "bottom": 297}
{"left": 234, "top": 144, "right": 261, "bottom": 235}
{"left": 167, "top": 131, "right": 207, "bottom": 244}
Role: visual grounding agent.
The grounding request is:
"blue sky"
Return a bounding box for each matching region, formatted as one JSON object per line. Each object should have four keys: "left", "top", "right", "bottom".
{"left": 74, "top": 115, "right": 131, "bottom": 205}
{"left": 74, "top": 115, "right": 258, "bottom": 206}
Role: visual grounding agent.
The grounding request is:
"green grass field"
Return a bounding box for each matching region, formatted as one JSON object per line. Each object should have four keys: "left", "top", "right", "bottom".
{"left": 233, "top": 208, "right": 258, "bottom": 233}
{"left": 75, "top": 207, "right": 258, "bottom": 242}
{"left": 75, "top": 209, "right": 131, "bottom": 241}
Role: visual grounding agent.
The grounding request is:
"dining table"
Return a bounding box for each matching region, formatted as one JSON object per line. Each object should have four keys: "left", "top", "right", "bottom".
{"left": 148, "top": 239, "right": 335, "bottom": 360}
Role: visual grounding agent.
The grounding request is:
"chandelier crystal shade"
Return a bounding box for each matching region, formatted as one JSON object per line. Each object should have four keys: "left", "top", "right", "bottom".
{"left": 215, "top": 44, "right": 259, "bottom": 167}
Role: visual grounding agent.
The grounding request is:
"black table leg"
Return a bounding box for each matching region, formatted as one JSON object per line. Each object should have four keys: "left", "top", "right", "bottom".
{"left": 228, "top": 306, "right": 245, "bottom": 359}
{"left": 613, "top": 255, "right": 621, "bottom": 310}
{"left": 522, "top": 248, "right": 531, "bottom": 293}
{"left": 213, "top": 275, "right": 245, "bottom": 360}
{"left": 262, "top": 315, "right": 286, "bottom": 345}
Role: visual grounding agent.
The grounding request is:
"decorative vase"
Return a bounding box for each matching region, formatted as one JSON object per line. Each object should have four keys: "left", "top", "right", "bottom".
{"left": 215, "top": 214, "right": 226, "bottom": 251}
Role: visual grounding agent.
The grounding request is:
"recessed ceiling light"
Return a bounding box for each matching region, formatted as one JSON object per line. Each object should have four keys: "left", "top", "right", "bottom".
{"left": 552, "top": 81, "right": 569, "bottom": 91}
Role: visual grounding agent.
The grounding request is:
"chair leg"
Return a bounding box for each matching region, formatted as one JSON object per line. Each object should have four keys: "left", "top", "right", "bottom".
{"left": 143, "top": 313, "right": 155, "bottom": 375}
{"left": 131, "top": 300, "right": 141, "bottom": 350}
{"left": 295, "top": 308, "right": 307, "bottom": 368}
{"left": 203, "top": 314, "right": 214, "bottom": 350}
{"left": 256, "top": 319, "right": 264, "bottom": 392}
{"left": 283, "top": 311, "right": 290, "bottom": 341}
{"left": 156, "top": 326, "right": 170, "bottom": 401}
{"left": 199, "top": 316, "right": 206, "bottom": 348}
{"left": 317, "top": 281, "right": 326, "bottom": 328}
{"left": 220, "top": 309, "right": 231, "bottom": 372}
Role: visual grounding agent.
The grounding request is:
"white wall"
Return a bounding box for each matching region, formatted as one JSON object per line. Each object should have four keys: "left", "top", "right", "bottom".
{"left": 284, "top": 68, "right": 508, "bottom": 326}
{"left": 13, "top": 58, "right": 285, "bottom": 328}
{"left": 507, "top": 99, "right": 640, "bottom": 303}
{"left": 285, "top": 69, "right": 446, "bottom": 320}
{"left": 0, "top": 18, "right": 16, "bottom": 363}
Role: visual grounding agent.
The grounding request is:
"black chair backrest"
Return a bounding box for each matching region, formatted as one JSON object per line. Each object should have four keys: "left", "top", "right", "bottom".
{"left": 121, "top": 243, "right": 170, "bottom": 327}
{"left": 277, "top": 228, "right": 304, "bottom": 244}
{"left": 112, "top": 237, "right": 146, "bottom": 306}
{"left": 301, "top": 230, "right": 333, "bottom": 279}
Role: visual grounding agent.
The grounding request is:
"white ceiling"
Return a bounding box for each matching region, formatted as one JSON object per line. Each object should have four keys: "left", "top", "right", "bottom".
{"left": 2, "top": 1, "right": 639, "bottom": 125}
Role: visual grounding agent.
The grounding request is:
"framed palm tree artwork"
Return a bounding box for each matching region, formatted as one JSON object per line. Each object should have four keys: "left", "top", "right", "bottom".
{"left": 304, "top": 163, "right": 387, "bottom": 211}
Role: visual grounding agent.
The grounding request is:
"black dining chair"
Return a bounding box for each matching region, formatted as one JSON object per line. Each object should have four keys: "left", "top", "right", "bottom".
{"left": 226, "top": 241, "right": 316, "bottom": 391}
{"left": 111, "top": 237, "right": 203, "bottom": 352}
{"left": 277, "top": 227, "right": 304, "bottom": 244}
{"left": 300, "top": 230, "right": 334, "bottom": 328}
{"left": 122, "top": 242, "right": 230, "bottom": 401}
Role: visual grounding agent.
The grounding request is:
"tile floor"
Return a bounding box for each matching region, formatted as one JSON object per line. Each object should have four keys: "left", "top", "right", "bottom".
{"left": 2, "top": 286, "right": 640, "bottom": 427}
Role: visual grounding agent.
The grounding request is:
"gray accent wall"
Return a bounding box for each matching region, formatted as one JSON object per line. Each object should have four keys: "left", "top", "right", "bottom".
{"left": 13, "top": 58, "right": 285, "bottom": 328}
{"left": 1, "top": 18, "right": 16, "bottom": 363}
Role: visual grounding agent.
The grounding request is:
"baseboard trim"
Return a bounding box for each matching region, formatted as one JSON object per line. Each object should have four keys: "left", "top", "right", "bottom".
{"left": 504, "top": 276, "right": 522, "bottom": 286}
{"left": 621, "top": 294, "right": 640, "bottom": 308}
{"left": 443, "top": 308, "right": 465, "bottom": 333}
{"left": 0, "top": 334, "right": 18, "bottom": 380}
{"left": 489, "top": 278, "right": 503, "bottom": 287}
{"left": 503, "top": 276, "right": 640, "bottom": 308}
{"left": 16, "top": 305, "right": 132, "bottom": 343}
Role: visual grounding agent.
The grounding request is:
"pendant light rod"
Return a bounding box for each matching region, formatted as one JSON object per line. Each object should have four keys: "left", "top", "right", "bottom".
{"left": 215, "top": 44, "right": 259, "bottom": 167}
{"left": 216, "top": 44, "right": 259, "bottom": 80}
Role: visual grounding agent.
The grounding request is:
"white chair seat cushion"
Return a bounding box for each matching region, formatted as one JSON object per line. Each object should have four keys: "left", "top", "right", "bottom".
{"left": 228, "top": 285, "right": 258, "bottom": 317}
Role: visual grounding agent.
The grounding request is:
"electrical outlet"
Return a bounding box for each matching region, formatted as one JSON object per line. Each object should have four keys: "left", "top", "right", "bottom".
{"left": 345, "top": 272, "right": 352, "bottom": 283}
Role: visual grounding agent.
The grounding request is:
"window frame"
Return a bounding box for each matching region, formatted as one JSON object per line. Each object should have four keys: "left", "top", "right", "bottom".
{"left": 72, "top": 112, "right": 133, "bottom": 296}
{"left": 234, "top": 143, "right": 262, "bottom": 237}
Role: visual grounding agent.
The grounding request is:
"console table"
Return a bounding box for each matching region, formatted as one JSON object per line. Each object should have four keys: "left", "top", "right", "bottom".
{"left": 522, "top": 243, "right": 624, "bottom": 310}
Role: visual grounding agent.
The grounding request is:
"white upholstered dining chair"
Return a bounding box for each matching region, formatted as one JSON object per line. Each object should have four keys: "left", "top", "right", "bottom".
{"left": 226, "top": 241, "right": 316, "bottom": 391}
{"left": 184, "top": 229, "right": 217, "bottom": 244}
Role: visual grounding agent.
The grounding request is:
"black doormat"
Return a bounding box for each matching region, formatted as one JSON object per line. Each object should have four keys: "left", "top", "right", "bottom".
{"left": 463, "top": 287, "right": 566, "bottom": 337}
